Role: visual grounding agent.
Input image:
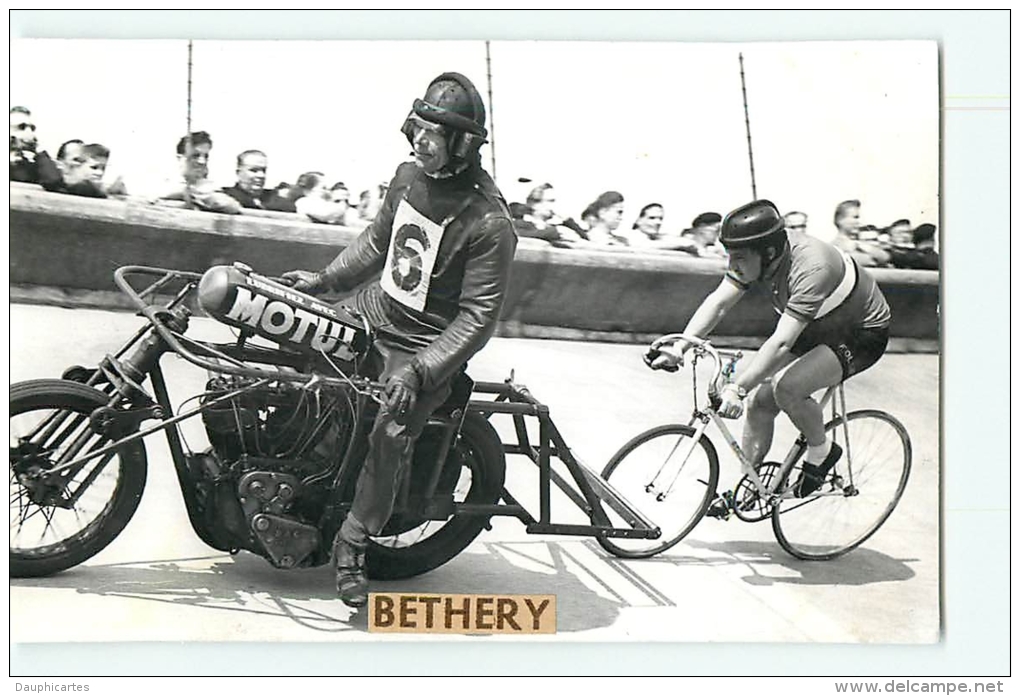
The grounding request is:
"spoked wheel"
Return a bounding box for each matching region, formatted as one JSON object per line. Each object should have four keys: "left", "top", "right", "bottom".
{"left": 10, "top": 379, "right": 148, "bottom": 577}
{"left": 772, "top": 409, "right": 911, "bottom": 561}
{"left": 366, "top": 412, "right": 506, "bottom": 580}
{"left": 597, "top": 424, "right": 719, "bottom": 559}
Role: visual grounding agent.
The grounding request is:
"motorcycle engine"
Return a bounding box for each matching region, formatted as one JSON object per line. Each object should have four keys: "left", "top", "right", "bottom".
{"left": 193, "top": 376, "right": 357, "bottom": 568}
{"left": 201, "top": 375, "right": 346, "bottom": 463}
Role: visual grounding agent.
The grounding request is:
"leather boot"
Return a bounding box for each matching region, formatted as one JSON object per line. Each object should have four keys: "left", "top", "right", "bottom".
{"left": 332, "top": 533, "right": 368, "bottom": 608}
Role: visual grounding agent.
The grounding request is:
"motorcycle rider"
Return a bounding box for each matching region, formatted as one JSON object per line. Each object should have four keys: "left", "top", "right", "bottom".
{"left": 282, "top": 72, "right": 517, "bottom": 608}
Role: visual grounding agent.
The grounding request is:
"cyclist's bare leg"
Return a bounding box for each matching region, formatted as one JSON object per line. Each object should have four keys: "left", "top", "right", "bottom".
{"left": 708, "top": 359, "right": 796, "bottom": 517}
{"left": 741, "top": 352, "right": 797, "bottom": 466}
{"left": 773, "top": 346, "right": 844, "bottom": 447}
{"left": 743, "top": 381, "right": 781, "bottom": 467}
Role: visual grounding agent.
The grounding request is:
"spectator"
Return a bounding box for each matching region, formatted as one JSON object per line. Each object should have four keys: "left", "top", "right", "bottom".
{"left": 857, "top": 224, "right": 881, "bottom": 243}
{"left": 84, "top": 143, "right": 127, "bottom": 196}
{"left": 581, "top": 190, "right": 627, "bottom": 246}
{"left": 40, "top": 139, "right": 84, "bottom": 192}
{"left": 76, "top": 144, "right": 116, "bottom": 190}
{"left": 292, "top": 171, "right": 353, "bottom": 225}
{"left": 913, "top": 223, "right": 937, "bottom": 251}
{"left": 329, "top": 181, "right": 351, "bottom": 207}
{"left": 912, "top": 223, "right": 939, "bottom": 270}
{"left": 884, "top": 218, "right": 914, "bottom": 248}
{"left": 831, "top": 199, "right": 889, "bottom": 267}
{"left": 633, "top": 203, "right": 664, "bottom": 239}
{"left": 329, "top": 181, "right": 361, "bottom": 225}
{"left": 154, "top": 131, "right": 241, "bottom": 214}
{"left": 264, "top": 180, "right": 298, "bottom": 213}
{"left": 784, "top": 210, "right": 808, "bottom": 234}
{"left": 10, "top": 106, "right": 60, "bottom": 185}
{"left": 39, "top": 140, "right": 122, "bottom": 198}
{"left": 513, "top": 183, "right": 584, "bottom": 245}
{"left": 887, "top": 222, "right": 938, "bottom": 271}
{"left": 830, "top": 199, "right": 860, "bottom": 251}
{"left": 221, "top": 149, "right": 275, "bottom": 209}
{"left": 56, "top": 143, "right": 113, "bottom": 198}
{"left": 680, "top": 212, "right": 727, "bottom": 258}
{"left": 627, "top": 203, "right": 700, "bottom": 253}
{"left": 331, "top": 181, "right": 362, "bottom": 225}
{"left": 287, "top": 170, "right": 325, "bottom": 201}
{"left": 357, "top": 184, "right": 386, "bottom": 222}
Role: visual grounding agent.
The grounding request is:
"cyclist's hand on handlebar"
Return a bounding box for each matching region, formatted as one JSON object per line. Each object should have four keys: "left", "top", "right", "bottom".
{"left": 644, "top": 344, "right": 682, "bottom": 372}
{"left": 716, "top": 383, "right": 746, "bottom": 419}
{"left": 280, "top": 270, "right": 324, "bottom": 294}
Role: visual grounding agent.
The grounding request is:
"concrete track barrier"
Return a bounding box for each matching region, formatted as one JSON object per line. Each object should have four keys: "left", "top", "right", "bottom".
{"left": 10, "top": 184, "right": 939, "bottom": 348}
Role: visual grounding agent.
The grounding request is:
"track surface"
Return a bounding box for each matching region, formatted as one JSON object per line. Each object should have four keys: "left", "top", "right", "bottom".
{"left": 9, "top": 304, "right": 939, "bottom": 643}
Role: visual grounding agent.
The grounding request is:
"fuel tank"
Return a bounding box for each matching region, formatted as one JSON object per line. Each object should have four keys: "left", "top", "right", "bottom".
{"left": 198, "top": 263, "right": 368, "bottom": 362}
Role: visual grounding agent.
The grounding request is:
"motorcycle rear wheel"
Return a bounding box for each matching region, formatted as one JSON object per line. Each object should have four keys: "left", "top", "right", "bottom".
{"left": 366, "top": 411, "right": 506, "bottom": 580}
{"left": 10, "top": 379, "right": 148, "bottom": 578}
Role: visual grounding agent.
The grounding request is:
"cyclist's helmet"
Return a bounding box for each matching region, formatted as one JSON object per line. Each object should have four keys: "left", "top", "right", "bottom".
{"left": 401, "top": 72, "right": 488, "bottom": 162}
{"left": 720, "top": 199, "right": 789, "bottom": 267}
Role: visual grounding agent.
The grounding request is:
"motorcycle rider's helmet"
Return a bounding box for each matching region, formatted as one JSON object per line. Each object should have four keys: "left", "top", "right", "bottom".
{"left": 719, "top": 199, "right": 789, "bottom": 268}
{"left": 401, "top": 72, "right": 488, "bottom": 162}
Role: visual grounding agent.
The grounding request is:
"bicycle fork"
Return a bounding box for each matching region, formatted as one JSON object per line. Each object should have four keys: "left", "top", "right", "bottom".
{"left": 645, "top": 416, "right": 713, "bottom": 502}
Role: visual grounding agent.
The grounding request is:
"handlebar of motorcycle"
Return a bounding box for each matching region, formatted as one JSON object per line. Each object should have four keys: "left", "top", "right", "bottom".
{"left": 113, "top": 265, "right": 204, "bottom": 311}
{"left": 112, "top": 265, "right": 384, "bottom": 398}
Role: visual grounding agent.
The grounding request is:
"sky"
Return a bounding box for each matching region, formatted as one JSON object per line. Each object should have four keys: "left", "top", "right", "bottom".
{"left": 10, "top": 38, "right": 938, "bottom": 240}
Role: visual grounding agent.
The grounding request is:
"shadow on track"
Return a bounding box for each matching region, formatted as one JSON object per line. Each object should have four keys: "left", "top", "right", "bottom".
{"left": 11, "top": 538, "right": 665, "bottom": 635}
{"left": 661, "top": 538, "right": 918, "bottom": 587}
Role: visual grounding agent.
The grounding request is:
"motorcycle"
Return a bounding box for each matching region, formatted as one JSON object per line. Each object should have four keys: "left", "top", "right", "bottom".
{"left": 10, "top": 263, "right": 510, "bottom": 581}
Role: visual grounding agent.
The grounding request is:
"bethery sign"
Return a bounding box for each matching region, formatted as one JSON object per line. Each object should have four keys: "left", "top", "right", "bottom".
{"left": 367, "top": 593, "right": 556, "bottom": 635}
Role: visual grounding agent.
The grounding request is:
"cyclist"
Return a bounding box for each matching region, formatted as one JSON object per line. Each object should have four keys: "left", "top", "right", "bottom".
{"left": 647, "top": 199, "right": 891, "bottom": 507}
{"left": 282, "top": 72, "right": 517, "bottom": 607}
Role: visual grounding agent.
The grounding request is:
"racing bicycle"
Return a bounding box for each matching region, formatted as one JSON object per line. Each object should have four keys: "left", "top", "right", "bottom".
{"left": 595, "top": 333, "right": 912, "bottom": 561}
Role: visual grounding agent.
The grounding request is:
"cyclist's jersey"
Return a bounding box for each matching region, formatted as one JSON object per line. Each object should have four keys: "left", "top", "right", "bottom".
{"left": 726, "top": 230, "right": 891, "bottom": 330}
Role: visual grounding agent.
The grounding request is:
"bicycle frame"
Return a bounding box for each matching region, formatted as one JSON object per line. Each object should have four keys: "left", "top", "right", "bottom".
{"left": 706, "top": 383, "right": 849, "bottom": 500}
{"left": 655, "top": 332, "right": 856, "bottom": 506}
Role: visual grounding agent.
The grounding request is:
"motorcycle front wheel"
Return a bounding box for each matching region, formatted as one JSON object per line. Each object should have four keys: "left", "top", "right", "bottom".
{"left": 10, "top": 379, "right": 148, "bottom": 577}
{"left": 366, "top": 411, "right": 506, "bottom": 580}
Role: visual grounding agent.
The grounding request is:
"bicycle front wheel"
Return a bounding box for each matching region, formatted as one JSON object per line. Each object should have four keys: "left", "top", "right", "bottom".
{"left": 772, "top": 409, "right": 911, "bottom": 561}
{"left": 597, "top": 424, "right": 719, "bottom": 559}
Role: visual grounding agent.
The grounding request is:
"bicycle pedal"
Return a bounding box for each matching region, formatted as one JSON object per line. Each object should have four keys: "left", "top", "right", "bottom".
{"left": 705, "top": 497, "right": 732, "bottom": 520}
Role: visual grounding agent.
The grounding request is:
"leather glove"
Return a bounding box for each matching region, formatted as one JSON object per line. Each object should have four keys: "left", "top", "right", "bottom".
{"left": 384, "top": 362, "right": 423, "bottom": 424}
{"left": 717, "top": 383, "right": 747, "bottom": 419}
{"left": 280, "top": 269, "right": 326, "bottom": 294}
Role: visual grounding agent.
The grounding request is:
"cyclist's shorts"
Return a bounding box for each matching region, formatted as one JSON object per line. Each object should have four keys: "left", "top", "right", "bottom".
{"left": 791, "top": 323, "right": 889, "bottom": 381}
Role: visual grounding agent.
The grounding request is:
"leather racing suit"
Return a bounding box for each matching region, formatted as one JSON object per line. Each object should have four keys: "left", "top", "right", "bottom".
{"left": 318, "top": 159, "right": 517, "bottom": 539}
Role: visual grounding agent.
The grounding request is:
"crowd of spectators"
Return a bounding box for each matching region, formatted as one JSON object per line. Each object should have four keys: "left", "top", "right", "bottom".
{"left": 509, "top": 179, "right": 937, "bottom": 270}
{"left": 9, "top": 106, "right": 381, "bottom": 229}
{"left": 10, "top": 105, "right": 938, "bottom": 271}
{"left": 822, "top": 199, "right": 938, "bottom": 271}
{"left": 511, "top": 181, "right": 733, "bottom": 259}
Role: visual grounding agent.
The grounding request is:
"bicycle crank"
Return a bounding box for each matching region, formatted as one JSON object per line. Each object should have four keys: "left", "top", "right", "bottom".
{"left": 732, "top": 461, "right": 782, "bottom": 522}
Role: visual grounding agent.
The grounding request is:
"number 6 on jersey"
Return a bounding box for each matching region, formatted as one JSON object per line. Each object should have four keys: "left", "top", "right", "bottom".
{"left": 381, "top": 199, "right": 445, "bottom": 311}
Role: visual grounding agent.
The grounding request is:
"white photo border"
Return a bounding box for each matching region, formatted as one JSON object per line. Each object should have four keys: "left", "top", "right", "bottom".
{"left": 7, "top": 8, "right": 1010, "bottom": 678}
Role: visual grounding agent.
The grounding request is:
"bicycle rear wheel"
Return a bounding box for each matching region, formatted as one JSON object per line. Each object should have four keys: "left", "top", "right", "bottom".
{"left": 597, "top": 424, "right": 719, "bottom": 559}
{"left": 772, "top": 409, "right": 911, "bottom": 560}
